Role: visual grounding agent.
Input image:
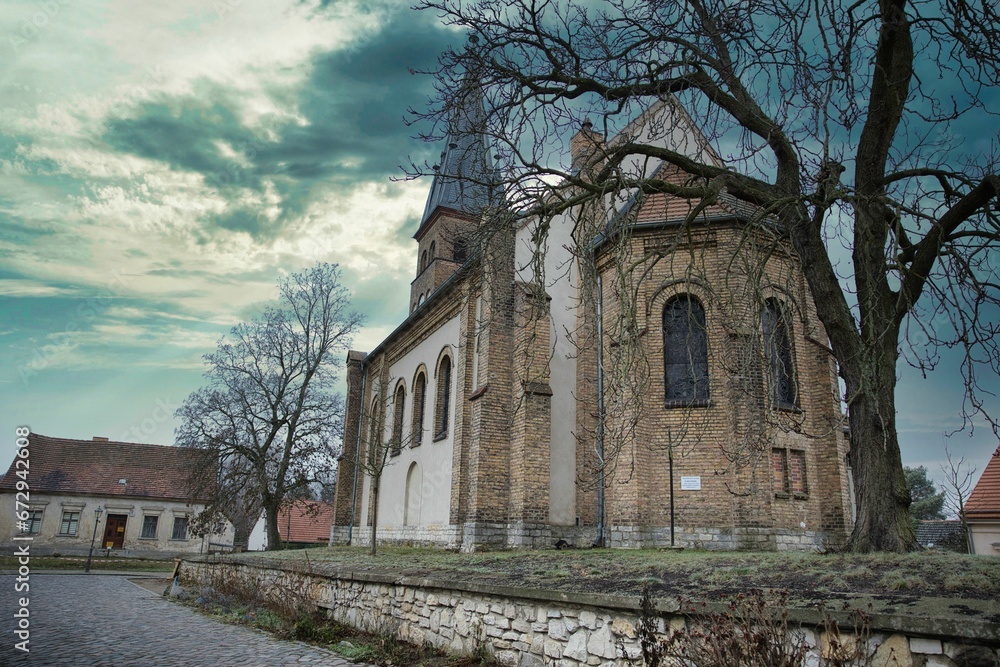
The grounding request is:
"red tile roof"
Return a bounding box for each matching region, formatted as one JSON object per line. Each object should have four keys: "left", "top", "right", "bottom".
{"left": 0, "top": 433, "right": 209, "bottom": 502}
{"left": 277, "top": 500, "right": 335, "bottom": 543}
{"left": 966, "top": 447, "right": 1000, "bottom": 520}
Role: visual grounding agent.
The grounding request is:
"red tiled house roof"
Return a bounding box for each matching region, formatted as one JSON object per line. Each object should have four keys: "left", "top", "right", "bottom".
{"left": 277, "top": 500, "right": 335, "bottom": 543}
{"left": 0, "top": 433, "right": 207, "bottom": 503}
{"left": 966, "top": 447, "right": 1000, "bottom": 521}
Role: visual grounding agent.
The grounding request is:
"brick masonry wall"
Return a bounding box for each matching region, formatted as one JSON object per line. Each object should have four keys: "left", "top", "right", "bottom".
{"left": 185, "top": 560, "right": 1000, "bottom": 667}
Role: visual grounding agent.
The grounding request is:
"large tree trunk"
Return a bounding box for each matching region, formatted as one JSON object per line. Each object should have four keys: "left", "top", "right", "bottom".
{"left": 844, "top": 339, "right": 919, "bottom": 552}
{"left": 264, "top": 501, "right": 283, "bottom": 551}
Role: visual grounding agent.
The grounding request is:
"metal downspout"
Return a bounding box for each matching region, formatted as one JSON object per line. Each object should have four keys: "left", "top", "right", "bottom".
{"left": 594, "top": 271, "right": 606, "bottom": 548}
{"left": 347, "top": 360, "right": 366, "bottom": 544}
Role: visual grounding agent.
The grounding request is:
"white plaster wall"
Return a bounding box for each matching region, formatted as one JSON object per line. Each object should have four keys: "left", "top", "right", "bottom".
{"left": 247, "top": 514, "right": 267, "bottom": 551}
{"left": 363, "top": 314, "right": 460, "bottom": 531}
{"left": 516, "top": 215, "right": 578, "bottom": 526}
{"left": 0, "top": 492, "right": 227, "bottom": 555}
{"left": 970, "top": 521, "right": 1000, "bottom": 556}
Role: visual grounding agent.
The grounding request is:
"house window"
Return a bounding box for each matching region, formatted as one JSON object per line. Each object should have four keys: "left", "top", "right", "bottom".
{"left": 59, "top": 511, "right": 80, "bottom": 536}
{"left": 171, "top": 517, "right": 188, "bottom": 540}
{"left": 434, "top": 354, "right": 452, "bottom": 440}
{"left": 391, "top": 384, "right": 406, "bottom": 456}
{"left": 772, "top": 448, "right": 808, "bottom": 497}
{"left": 412, "top": 372, "right": 427, "bottom": 447}
{"left": 141, "top": 515, "right": 159, "bottom": 539}
{"left": 662, "top": 295, "right": 709, "bottom": 404}
{"left": 23, "top": 510, "right": 43, "bottom": 534}
{"left": 763, "top": 299, "right": 797, "bottom": 408}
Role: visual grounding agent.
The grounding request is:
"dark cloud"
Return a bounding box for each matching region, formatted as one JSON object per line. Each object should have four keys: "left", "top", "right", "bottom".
{"left": 99, "top": 8, "right": 452, "bottom": 241}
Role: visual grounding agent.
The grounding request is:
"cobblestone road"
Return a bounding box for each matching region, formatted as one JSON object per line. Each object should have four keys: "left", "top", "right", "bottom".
{"left": 0, "top": 572, "right": 362, "bottom": 666}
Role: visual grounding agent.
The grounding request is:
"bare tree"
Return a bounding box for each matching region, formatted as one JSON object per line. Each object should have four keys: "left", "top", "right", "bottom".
{"left": 410, "top": 0, "right": 1000, "bottom": 552}
{"left": 349, "top": 376, "right": 417, "bottom": 557}
{"left": 176, "top": 263, "right": 363, "bottom": 551}
{"left": 187, "top": 451, "right": 264, "bottom": 551}
{"left": 941, "top": 445, "right": 977, "bottom": 553}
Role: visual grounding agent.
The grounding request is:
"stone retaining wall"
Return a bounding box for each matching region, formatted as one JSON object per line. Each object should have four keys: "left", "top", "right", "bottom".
{"left": 183, "top": 559, "right": 999, "bottom": 667}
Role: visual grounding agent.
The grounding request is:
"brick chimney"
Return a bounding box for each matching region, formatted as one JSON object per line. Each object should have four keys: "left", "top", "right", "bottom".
{"left": 570, "top": 118, "right": 604, "bottom": 177}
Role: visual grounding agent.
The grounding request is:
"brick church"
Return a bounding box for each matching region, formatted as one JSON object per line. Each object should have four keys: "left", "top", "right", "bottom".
{"left": 331, "top": 90, "right": 855, "bottom": 552}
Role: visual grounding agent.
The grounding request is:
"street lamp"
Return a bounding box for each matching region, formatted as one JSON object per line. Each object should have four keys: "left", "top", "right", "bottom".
{"left": 85, "top": 505, "right": 104, "bottom": 573}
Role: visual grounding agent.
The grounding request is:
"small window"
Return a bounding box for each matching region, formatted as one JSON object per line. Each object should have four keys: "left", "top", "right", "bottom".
{"left": 391, "top": 384, "right": 406, "bottom": 456}
{"left": 434, "top": 354, "right": 452, "bottom": 439}
{"left": 412, "top": 372, "right": 427, "bottom": 447}
{"left": 771, "top": 449, "right": 789, "bottom": 495}
{"left": 23, "top": 510, "right": 43, "bottom": 534}
{"left": 789, "top": 450, "right": 808, "bottom": 495}
{"left": 772, "top": 448, "right": 808, "bottom": 498}
{"left": 141, "top": 515, "right": 159, "bottom": 539}
{"left": 59, "top": 511, "right": 80, "bottom": 536}
{"left": 171, "top": 517, "right": 188, "bottom": 540}
{"left": 763, "top": 299, "right": 797, "bottom": 408}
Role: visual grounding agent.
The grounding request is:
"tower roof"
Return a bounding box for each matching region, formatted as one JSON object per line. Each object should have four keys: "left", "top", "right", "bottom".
{"left": 416, "top": 77, "right": 501, "bottom": 236}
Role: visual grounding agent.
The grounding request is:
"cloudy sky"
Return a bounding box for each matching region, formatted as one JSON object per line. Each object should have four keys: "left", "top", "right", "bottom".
{"left": 0, "top": 0, "right": 994, "bottom": 492}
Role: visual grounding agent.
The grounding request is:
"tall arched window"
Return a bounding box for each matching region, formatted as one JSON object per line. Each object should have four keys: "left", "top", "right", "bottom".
{"left": 662, "top": 295, "right": 709, "bottom": 403}
{"left": 420, "top": 250, "right": 428, "bottom": 273}
{"left": 762, "top": 298, "right": 797, "bottom": 408}
{"left": 411, "top": 371, "right": 426, "bottom": 447}
{"left": 453, "top": 239, "right": 468, "bottom": 263}
{"left": 434, "top": 354, "right": 452, "bottom": 439}
{"left": 391, "top": 384, "right": 406, "bottom": 456}
{"left": 429, "top": 240, "right": 437, "bottom": 262}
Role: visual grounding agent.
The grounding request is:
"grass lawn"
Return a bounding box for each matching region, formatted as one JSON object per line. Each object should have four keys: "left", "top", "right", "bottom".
{"left": 0, "top": 555, "right": 175, "bottom": 572}
{"left": 222, "top": 545, "right": 1000, "bottom": 603}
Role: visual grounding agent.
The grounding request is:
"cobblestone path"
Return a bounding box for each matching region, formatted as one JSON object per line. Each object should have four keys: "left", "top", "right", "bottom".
{"left": 0, "top": 572, "right": 362, "bottom": 666}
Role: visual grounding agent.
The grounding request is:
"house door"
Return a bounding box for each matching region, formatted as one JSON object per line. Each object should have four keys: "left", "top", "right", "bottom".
{"left": 103, "top": 514, "right": 128, "bottom": 549}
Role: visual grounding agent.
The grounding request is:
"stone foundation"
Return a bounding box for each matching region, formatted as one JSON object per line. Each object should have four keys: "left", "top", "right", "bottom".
{"left": 331, "top": 523, "right": 830, "bottom": 552}
{"left": 184, "top": 559, "right": 1000, "bottom": 667}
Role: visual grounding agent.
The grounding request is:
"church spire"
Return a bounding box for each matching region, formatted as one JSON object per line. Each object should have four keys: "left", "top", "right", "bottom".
{"left": 415, "top": 69, "right": 499, "bottom": 237}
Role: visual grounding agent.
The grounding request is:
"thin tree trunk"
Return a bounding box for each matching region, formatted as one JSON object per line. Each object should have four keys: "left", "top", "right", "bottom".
{"left": 369, "top": 477, "right": 380, "bottom": 556}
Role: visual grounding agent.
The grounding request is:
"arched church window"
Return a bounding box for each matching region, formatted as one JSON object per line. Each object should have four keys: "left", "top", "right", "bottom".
{"left": 429, "top": 240, "right": 436, "bottom": 261}
{"left": 420, "top": 250, "right": 428, "bottom": 273}
{"left": 411, "top": 371, "right": 426, "bottom": 446}
{"left": 662, "top": 295, "right": 709, "bottom": 404}
{"left": 391, "top": 384, "right": 406, "bottom": 456}
{"left": 434, "top": 354, "right": 452, "bottom": 439}
{"left": 762, "top": 298, "right": 797, "bottom": 408}
{"left": 454, "top": 239, "right": 468, "bottom": 263}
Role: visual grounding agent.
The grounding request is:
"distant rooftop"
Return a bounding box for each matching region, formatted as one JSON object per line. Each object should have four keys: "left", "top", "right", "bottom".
{"left": 0, "top": 433, "right": 206, "bottom": 502}
{"left": 966, "top": 447, "right": 1000, "bottom": 520}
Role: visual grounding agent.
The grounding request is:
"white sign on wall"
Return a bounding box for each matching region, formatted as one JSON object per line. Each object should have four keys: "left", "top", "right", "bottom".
{"left": 680, "top": 476, "right": 702, "bottom": 491}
